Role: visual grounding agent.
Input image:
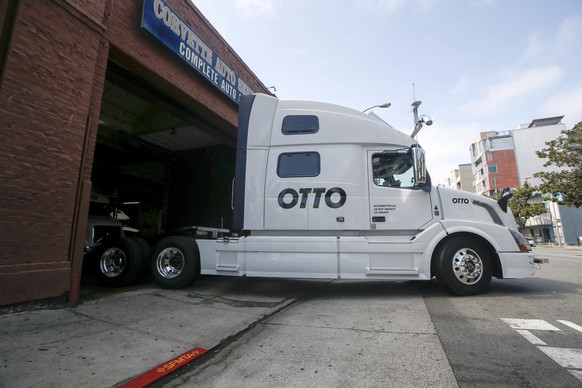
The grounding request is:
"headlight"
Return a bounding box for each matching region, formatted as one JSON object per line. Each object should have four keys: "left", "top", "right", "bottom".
{"left": 509, "top": 229, "right": 532, "bottom": 252}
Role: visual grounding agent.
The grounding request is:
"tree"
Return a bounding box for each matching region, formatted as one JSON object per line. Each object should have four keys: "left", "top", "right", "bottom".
{"left": 534, "top": 121, "right": 582, "bottom": 208}
{"left": 507, "top": 183, "right": 547, "bottom": 231}
{"left": 484, "top": 184, "right": 546, "bottom": 231}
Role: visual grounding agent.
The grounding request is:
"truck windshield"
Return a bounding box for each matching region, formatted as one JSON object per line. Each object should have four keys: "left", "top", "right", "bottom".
{"left": 372, "top": 152, "right": 416, "bottom": 188}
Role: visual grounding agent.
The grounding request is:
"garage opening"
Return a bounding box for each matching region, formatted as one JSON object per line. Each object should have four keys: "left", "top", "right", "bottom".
{"left": 82, "top": 59, "right": 236, "bottom": 290}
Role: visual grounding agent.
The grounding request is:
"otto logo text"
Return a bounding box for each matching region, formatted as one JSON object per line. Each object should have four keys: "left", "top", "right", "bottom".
{"left": 278, "top": 187, "right": 347, "bottom": 209}
{"left": 452, "top": 198, "right": 470, "bottom": 204}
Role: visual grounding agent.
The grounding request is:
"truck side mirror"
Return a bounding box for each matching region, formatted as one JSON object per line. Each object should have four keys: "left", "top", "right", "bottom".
{"left": 497, "top": 187, "right": 513, "bottom": 213}
{"left": 411, "top": 146, "right": 427, "bottom": 186}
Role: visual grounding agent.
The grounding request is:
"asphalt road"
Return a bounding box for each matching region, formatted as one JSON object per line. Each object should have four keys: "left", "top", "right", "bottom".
{"left": 423, "top": 246, "right": 582, "bottom": 388}
{"left": 154, "top": 247, "right": 582, "bottom": 387}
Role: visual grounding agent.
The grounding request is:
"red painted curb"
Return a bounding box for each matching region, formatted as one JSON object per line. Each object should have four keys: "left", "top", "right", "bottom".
{"left": 117, "top": 346, "right": 207, "bottom": 387}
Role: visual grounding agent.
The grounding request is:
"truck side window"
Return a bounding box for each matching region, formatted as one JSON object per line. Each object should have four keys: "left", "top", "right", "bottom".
{"left": 372, "top": 152, "right": 416, "bottom": 188}
{"left": 282, "top": 115, "right": 319, "bottom": 134}
{"left": 277, "top": 152, "right": 320, "bottom": 177}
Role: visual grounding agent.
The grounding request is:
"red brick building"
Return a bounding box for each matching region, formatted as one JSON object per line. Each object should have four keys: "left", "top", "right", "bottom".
{"left": 470, "top": 131, "right": 520, "bottom": 196}
{"left": 0, "top": 0, "right": 270, "bottom": 306}
{"left": 483, "top": 149, "right": 519, "bottom": 192}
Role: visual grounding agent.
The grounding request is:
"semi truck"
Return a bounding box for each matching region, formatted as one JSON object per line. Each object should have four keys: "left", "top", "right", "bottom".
{"left": 146, "top": 93, "right": 539, "bottom": 296}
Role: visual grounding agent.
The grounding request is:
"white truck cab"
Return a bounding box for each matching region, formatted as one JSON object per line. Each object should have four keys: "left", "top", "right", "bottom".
{"left": 151, "top": 93, "right": 537, "bottom": 295}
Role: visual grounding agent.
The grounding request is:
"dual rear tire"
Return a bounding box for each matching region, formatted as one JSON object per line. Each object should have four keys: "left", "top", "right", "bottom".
{"left": 93, "top": 237, "right": 150, "bottom": 287}
{"left": 150, "top": 236, "right": 200, "bottom": 289}
{"left": 90, "top": 235, "right": 200, "bottom": 289}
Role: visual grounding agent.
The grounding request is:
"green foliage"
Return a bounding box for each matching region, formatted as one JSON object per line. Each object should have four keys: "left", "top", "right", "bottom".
{"left": 534, "top": 121, "right": 582, "bottom": 208}
{"left": 484, "top": 184, "right": 547, "bottom": 230}
{"left": 507, "top": 183, "right": 547, "bottom": 230}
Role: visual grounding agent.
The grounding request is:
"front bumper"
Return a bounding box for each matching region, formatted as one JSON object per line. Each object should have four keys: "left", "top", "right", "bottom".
{"left": 498, "top": 251, "right": 536, "bottom": 278}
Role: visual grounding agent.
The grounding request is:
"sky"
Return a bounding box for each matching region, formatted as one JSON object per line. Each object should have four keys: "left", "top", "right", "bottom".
{"left": 193, "top": 0, "right": 582, "bottom": 184}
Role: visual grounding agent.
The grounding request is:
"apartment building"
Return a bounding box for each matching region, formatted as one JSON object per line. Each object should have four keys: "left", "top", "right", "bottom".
{"left": 446, "top": 163, "right": 475, "bottom": 192}
{"left": 469, "top": 131, "right": 519, "bottom": 196}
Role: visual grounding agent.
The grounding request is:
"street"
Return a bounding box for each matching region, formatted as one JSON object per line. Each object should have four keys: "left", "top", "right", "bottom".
{"left": 1, "top": 247, "right": 580, "bottom": 387}
{"left": 155, "top": 247, "right": 582, "bottom": 387}
{"left": 423, "top": 247, "right": 582, "bottom": 387}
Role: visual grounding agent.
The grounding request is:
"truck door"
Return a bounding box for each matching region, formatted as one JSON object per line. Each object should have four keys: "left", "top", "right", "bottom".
{"left": 367, "top": 150, "right": 433, "bottom": 231}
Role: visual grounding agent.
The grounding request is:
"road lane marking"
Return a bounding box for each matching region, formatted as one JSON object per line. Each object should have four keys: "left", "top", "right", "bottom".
{"left": 558, "top": 320, "right": 582, "bottom": 334}
{"left": 537, "top": 347, "right": 582, "bottom": 369}
{"left": 516, "top": 330, "right": 546, "bottom": 345}
{"left": 501, "top": 318, "right": 560, "bottom": 331}
{"left": 570, "top": 370, "right": 582, "bottom": 381}
{"left": 502, "top": 318, "right": 582, "bottom": 382}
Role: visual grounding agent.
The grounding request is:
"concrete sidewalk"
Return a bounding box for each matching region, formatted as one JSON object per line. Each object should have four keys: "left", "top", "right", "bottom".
{"left": 0, "top": 278, "right": 301, "bottom": 387}
{"left": 0, "top": 278, "right": 458, "bottom": 387}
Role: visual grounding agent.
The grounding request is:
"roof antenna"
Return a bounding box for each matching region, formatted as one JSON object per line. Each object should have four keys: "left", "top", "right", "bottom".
{"left": 409, "top": 83, "right": 433, "bottom": 138}
{"left": 413, "top": 82, "right": 416, "bottom": 102}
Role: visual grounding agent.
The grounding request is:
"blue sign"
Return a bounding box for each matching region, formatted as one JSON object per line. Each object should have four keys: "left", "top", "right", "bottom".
{"left": 141, "top": 0, "right": 253, "bottom": 104}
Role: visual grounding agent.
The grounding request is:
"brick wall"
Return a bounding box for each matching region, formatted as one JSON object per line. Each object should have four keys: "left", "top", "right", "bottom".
{"left": 486, "top": 149, "right": 520, "bottom": 190}
{"left": 0, "top": 0, "right": 105, "bottom": 305}
{"left": 0, "top": 0, "right": 270, "bottom": 306}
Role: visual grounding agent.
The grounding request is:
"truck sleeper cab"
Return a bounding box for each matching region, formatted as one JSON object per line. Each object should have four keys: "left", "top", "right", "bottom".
{"left": 151, "top": 93, "right": 536, "bottom": 295}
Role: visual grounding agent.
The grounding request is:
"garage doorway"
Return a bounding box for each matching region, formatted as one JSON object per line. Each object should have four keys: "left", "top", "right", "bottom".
{"left": 82, "top": 59, "right": 236, "bottom": 289}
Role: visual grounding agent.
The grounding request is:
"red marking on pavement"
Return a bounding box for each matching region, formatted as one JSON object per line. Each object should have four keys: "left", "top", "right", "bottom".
{"left": 117, "top": 346, "right": 207, "bottom": 387}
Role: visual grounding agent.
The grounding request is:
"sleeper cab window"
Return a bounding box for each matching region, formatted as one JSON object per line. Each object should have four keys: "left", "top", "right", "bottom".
{"left": 277, "top": 152, "right": 320, "bottom": 178}
{"left": 282, "top": 115, "right": 319, "bottom": 134}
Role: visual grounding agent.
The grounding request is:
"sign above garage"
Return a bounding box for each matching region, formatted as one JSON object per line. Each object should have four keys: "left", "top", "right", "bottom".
{"left": 141, "top": 0, "right": 254, "bottom": 104}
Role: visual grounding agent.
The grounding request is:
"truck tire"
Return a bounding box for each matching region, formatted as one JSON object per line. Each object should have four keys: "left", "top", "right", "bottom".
{"left": 437, "top": 237, "right": 492, "bottom": 296}
{"left": 151, "top": 236, "right": 200, "bottom": 289}
{"left": 94, "top": 237, "right": 143, "bottom": 287}
{"left": 128, "top": 236, "right": 152, "bottom": 279}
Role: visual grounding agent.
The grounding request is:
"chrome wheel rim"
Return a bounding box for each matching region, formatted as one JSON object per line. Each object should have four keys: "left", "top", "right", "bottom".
{"left": 451, "top": 248, "right": 483, "bottom": 285}
{"left": 156, "top": 247, "right": 185, "bottom": 279}
{"left": 100, "top": 247, "right": 126, "bottom": 278}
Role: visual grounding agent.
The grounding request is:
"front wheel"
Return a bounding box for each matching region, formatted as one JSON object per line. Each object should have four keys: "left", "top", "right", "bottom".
{"left": 151, "top": 236, "right": 200, "bottom": 289}
{"left": 437, "top": 237, "right": 493, "bottom": 296}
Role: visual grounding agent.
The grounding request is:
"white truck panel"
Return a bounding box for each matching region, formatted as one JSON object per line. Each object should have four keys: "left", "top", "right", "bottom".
{"left": 246, "top": 95, "right": 277, "bottom": 147}
{"left": 498, "top": 252, "right": 536, "bottom": 278}
{"left": 439, "top": 220, "right": 518, "bottom": 252}
{"left": 263, "top": 145, "right": 370, "bottom": 230}
{"left": 197, "top": 239, "right": 241, "bottom": 276}
{"left": 243, "top": 149, "right": 269, "bottom": 230}
{"left": 338, "top": 236, "right": 421, "bottom": 279}
{"left": 243, "top": 236, "right": 338, "bottom": 278}
{"left": 271, "top": 100, "right": 413, "bottom": 148}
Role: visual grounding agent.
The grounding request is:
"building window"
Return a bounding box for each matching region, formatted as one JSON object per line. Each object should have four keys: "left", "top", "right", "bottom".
{"left": 281, "top": 115, "right": 319, "bottom": 135}
{"left": 491, "top": 176, "right": 496, "bottom": 187}
{"left": 488, "top": 164, "right": 497, "bottom": 173}
{"left": 277, "top": 152, "right": 320, "bottom": 177}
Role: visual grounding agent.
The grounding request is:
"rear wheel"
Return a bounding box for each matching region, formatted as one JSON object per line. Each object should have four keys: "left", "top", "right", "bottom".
{"left": 151, "top": 236, "right": 200, "bottom": 289}
{"left": 94, "top": 237, "right": 143, "bottom": 287}
{"left": 129, "top": 237, "right": 152, "bottom": 279}
{"left": 437, "top": 237, "right": 492, "bottom": 295}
